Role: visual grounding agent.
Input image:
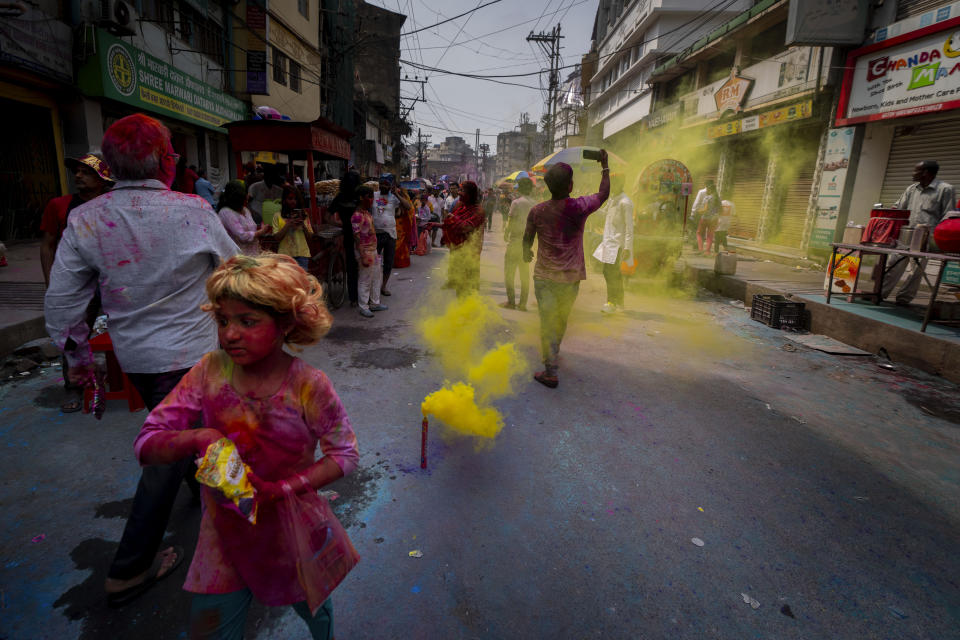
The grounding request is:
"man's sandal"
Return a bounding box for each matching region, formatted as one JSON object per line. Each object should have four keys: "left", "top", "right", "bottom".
{"left": 107, "top": 545, "right": 185, "bottom": 608}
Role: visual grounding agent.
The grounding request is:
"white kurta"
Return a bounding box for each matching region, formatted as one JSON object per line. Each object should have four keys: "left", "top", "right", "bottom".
{"left": 592, "top": 192, "right": 634, "bottom": 264}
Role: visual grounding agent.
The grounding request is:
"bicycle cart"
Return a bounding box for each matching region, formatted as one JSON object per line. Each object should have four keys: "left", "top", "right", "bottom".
{"left": 224, "top": 117, "right": 352, "bottom": 308}
{"left": 311, "top": 224, "right": 346, "bottom": 309}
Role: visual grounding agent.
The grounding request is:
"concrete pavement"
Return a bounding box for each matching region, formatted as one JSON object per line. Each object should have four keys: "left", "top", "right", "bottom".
{"left": 679, "top": 252, "right": 960, "bottom": 383}
{"left": 0, "top": 240, "right": 46, "bottom": 359}
{"left": 1, "top": 226, "right": 959, "bottom": 639}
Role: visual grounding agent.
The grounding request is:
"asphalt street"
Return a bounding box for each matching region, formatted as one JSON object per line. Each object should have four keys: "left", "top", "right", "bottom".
{"left": 1, "top": 226, "right": 959, "bottom": 639}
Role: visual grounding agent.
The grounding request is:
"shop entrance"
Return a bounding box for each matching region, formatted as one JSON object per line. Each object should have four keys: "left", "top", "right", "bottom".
{"left": 0, "top": 98, "right": 61, "bottom": 240}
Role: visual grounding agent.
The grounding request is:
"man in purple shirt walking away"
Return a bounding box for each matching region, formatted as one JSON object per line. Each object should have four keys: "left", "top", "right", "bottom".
{"left": 523, "top": 150, "right": 610, "bottom": 388}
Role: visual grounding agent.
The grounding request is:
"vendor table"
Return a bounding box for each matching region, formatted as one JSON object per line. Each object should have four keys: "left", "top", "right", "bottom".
{"left": 827, "top": 242, "right": 960, "bottom": 332}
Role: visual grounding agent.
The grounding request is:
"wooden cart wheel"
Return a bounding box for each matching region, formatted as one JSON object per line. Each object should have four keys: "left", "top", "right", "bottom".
{"left": 325, "top": 248, "right": 347, "bottom": 309}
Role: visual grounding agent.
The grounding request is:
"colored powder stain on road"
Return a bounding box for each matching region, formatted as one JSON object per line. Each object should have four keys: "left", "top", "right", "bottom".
{"left": 422, "top": 383, "right": 503, "bottom": 439}
{"left": 411, "top": 585, "right": 421, "bottom": 594}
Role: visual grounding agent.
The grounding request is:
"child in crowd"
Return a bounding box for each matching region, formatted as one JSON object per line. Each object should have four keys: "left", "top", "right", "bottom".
{"left": 272, "top": 185, "right": 314, "bottom": 270}
{"left": 352, "top": 186, "right": 388, "bottom": 318}
{"left": 133, "top": 254, "right": 359, "bottom": 639}
{"left": 714, "top": 197, "right": 735, "bottom": 252}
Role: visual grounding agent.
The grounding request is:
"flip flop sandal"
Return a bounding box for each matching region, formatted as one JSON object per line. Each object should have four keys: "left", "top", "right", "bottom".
{"left": 107, "top": 545, "right": 185, "bottom": 608}
{"left": 61, "top": 399, "right": 83, "bottom": 413}
{"left": 534, "top": 371, "right": 559, "bottom": 389}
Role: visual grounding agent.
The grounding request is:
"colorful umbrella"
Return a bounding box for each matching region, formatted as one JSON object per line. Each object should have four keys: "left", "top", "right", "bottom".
{"left": 500, "top": 170, "right": 531, "bottom": 183}
{"left": 531, "top": 146, "right": 625, "bottom": 173}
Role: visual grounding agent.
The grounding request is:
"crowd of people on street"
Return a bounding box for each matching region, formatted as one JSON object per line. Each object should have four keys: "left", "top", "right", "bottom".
{"left": 29, "top": 108, "right": 959, "bottom": 638}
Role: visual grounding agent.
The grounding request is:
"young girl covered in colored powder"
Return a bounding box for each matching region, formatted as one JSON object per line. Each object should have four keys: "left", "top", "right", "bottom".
{"left": 351, "top": 186, "right": 387, "bottom": 318}
{"left": 133, "top": 254, "right": 359, "bottom": 639}
{"left": 272, "top": 185, "right": 315, "bottom": 269}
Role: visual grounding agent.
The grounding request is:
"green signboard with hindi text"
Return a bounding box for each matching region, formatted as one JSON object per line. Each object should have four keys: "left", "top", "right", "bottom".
{"left": 78, "top": 29, "right": 245, "bottom": 131}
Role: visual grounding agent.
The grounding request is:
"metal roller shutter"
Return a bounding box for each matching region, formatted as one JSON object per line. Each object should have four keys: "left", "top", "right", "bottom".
{"left": 766, "top": 135, "right": 818, "bottom": 248}
{"left": 772, "top": 171, "right": 815, "bottom": 248}
{"left": 897, "top": 0, "right": 950, "bottom": 20}
{"left": 880, "top": 118, "right": 960, "bottom": 208}
{"left": 728, "top": 140, "right": 768, "bottom": 240}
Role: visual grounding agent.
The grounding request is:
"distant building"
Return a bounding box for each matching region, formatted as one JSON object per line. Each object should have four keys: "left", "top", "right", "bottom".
{"left": 552, "top": 67, "right": 585, "bottom": 151}
{"left": 354, "top": 2, "right": 409, "bottom": 177}
{"left": 495, "top": 120, "right": 547, "bottom": 178}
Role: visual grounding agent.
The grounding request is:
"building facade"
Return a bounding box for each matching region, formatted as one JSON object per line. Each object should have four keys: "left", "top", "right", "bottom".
{"left": 815, "top": 0, "right": 960, "bottom": 262}
{"left": 74, "top": 2, "right": 243, "bottom": 195}
{"left": 354, "top": 2, "right": 408, "bottom": 177}
{"left": 552, "top": 67, "right": 586, "bottom": 151}
{"left": 588, "top": 0, "right": 752, "bottom": 144}
{"left": 0, "top": 0, "right": 73, "bottom": 240}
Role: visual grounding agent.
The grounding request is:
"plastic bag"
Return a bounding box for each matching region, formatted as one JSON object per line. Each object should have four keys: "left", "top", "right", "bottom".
{"left": 414, "top": 229, "right": 431, "bottom": 256}
{"left": 280, "top": 489, "right": 360, "bottom": 615}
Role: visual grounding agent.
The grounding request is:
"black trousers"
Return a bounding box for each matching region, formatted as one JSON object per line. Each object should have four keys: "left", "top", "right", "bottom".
{"left": 108, "top": 367, "right": 193, "bottom": 581}
{"left": 602, "top": 249, "right": 624, "bottom": 306}
{"left": 340, "top": 213, "right": 359, "bottom": 304}
{"left": 376, "top": 232, "right": 396, "bottom": 283}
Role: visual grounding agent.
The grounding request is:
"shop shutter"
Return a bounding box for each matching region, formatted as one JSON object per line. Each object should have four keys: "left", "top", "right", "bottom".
{"left": 880, "top": 119, "right": 960, "bottom": 208}
{"left": 728, "top": 140, "right": 768, "bottom": 241}
{"left": 896, "top": 0, "right": 949, "bottom": 20}
{"left": 766, "top": 134, "right": 818, "bottom": 248}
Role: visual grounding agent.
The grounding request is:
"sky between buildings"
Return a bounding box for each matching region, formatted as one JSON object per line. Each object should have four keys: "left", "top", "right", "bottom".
{"left": 367, "top": 0, "right": 597, "bottom": 151}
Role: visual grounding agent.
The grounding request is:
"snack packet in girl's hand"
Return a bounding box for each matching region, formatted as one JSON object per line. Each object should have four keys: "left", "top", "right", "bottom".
{"left": 196, "top": 438, "right": 258, "bottom": 524}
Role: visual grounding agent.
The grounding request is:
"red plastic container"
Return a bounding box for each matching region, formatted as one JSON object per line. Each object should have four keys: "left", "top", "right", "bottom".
{"left": 934, "top": 217, "right": 960, "bottom": 253}
{"left": 862, "top": 208, "right": 910, "bottom": 245}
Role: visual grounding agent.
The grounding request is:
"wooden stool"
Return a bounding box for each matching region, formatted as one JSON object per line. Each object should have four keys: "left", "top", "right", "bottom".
{"left": 82, "top": 332, "right": 145, "bottom": 413}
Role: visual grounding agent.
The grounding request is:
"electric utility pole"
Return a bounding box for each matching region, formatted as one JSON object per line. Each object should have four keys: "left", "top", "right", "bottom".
{"left": 416, "top": 128, "right": 431, "bottom": 179}
{"left": 475, "top": 128, "right": 480, "bottom": 185}
{"left": 527, "top": 24, "right": 563, "bottom": 154}
{"left": 479, "top": 142, "right": 489, "bottom": 187}
{"left": 400, "top": 76, "right": 428, "bottom": 119}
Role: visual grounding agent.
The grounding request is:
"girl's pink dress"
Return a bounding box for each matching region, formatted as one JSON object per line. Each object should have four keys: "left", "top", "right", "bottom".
{"left": 133, "top": 351, "right": 359, "bottom": 605}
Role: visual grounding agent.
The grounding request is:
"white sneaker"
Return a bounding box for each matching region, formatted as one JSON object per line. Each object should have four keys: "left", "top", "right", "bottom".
{"left": 600, "top": 302, "right": 622, "bottom": 314}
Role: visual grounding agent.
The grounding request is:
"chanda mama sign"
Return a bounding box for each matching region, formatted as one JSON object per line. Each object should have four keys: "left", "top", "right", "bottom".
{"left": 837, "top": 16, "right": 960, "bottom": 125}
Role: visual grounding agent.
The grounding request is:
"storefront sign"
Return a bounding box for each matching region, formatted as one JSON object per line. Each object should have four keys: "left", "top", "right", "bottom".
{"left": 786, "top": 0, "right": 869, "bottom": 46}
{"left": 0, "top": 6, "right": 72, "bottom": 83}
{"left": 246, "top": 1, "right": 269, "bottom": 94}
{"left": 871, "top": 2, "right": 959, "bottom": 44}
{"left": 837, "top": 16, "right": 960, "bottom": 125}
{"left": 644, "top": 104, "right": 680, "bottom": 130}
{"left": 708, "top": 100, "right": 813, "bottom": 138}
{"left": 810, "top": 127, "right": 857, "bottom": 249}
{"left": 944, "top": 261, "right": 960, "bottom": 285}
{"left": 714, "top": 74, "right": 753, "bottom": 112}
{"left": 79, "top": 29, "right": 246, "bottom": 131}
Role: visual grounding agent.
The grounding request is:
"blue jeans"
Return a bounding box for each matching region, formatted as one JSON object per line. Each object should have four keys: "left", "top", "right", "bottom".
{"left": 295, "top": 256, "right": 311, "bottom": 270}
{"left": 190, "top": 589, "right": 333, "bottom": 639}
{"left": 533, "top": 278, "right": 580, "bottom": 375}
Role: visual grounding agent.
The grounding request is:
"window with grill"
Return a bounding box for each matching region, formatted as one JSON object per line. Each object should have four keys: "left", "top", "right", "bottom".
{"left": 273, "top": 47, "right": 287, "bottom": 86}
{"left": 290, "top": 60, "right": 301, "bottom": 93}
{"left": 178, "top": 1, "right": 193, "bottom": 45}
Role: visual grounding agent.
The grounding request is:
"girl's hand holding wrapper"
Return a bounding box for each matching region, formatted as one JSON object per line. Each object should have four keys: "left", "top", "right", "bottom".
{"left": 194, "top": 436, "right": 359, "bottom": 615}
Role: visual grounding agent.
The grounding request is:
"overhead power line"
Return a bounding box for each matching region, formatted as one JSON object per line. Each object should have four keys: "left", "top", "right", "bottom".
{"left": 400, "top": 0, "right": 502, "bottom": 36}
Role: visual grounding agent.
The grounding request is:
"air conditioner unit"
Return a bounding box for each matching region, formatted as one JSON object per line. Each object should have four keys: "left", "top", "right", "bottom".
{"left": 99, "top": 0, "right": 138, "bottom": 37}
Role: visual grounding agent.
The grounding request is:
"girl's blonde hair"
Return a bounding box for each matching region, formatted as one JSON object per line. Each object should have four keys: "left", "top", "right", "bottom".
{"left": 203, "top": 253, "right": 332, "bottom": 345}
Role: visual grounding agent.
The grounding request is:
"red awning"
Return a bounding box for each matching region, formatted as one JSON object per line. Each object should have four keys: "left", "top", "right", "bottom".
{"left": 224, "top": 117, "right": 352, "bottom": 160}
